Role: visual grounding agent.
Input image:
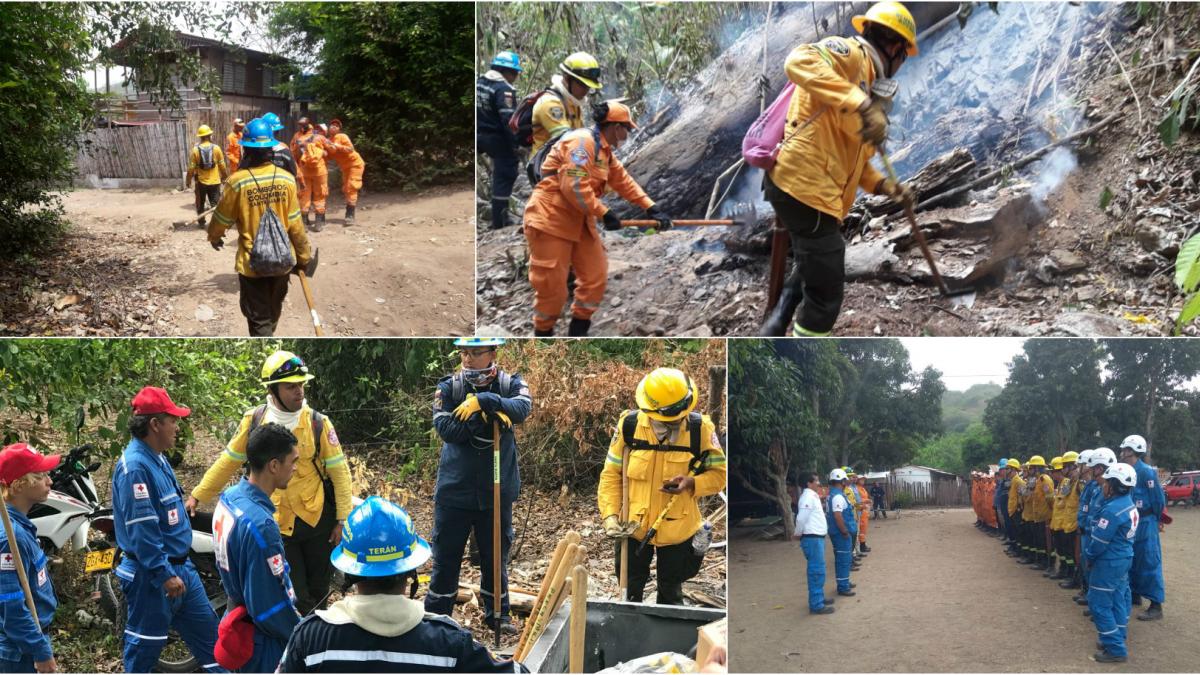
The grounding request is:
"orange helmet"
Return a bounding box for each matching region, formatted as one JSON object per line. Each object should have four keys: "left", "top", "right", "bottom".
{"left": 595, "top": 99, "right": 637, "bottom": 129}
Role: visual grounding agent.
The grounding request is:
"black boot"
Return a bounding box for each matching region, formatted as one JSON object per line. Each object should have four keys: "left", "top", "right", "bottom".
{"left": 345, "top": 204, "right": 356, "bottom": 224}
{"left": 860, "top": 542, "right": 871, "bottom": 553}
{"left": 303, "top": 212, "right": 312, "bottom": 230}
{"left": 534, "top": 328, "right": 554, "bottom": 337}
{"left": 759, "top": 283, "right": 802, "bottom": 336}
{"left": 567, "top": 317, "right": 591, "bottom": 337}
{"left": 312, "top": 212, "right": 325, "bottom": 232}
{"left": 490, "top": 198, "right": 509, "bottom": 230}
{"left": 1137, "top": 602, "right": 1163, "bottom": 621}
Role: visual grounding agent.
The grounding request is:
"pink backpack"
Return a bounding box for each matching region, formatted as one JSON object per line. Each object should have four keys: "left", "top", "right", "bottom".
{"left": 742, "top": 82, "right": 825, "bottom": 171}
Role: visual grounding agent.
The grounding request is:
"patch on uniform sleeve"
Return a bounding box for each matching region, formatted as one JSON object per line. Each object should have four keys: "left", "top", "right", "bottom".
{"left": 327, "top": 426, "right": 340, "bottom": 446}
{"left": 0, "top": 554, "right": 13, "bottom": 571}
{"left": 570, "top": 147, "right": 589, "bottom": 166}
{"left": 37, "top": 568, "right": 47, "bottom": 587}
{"left": 503, "top": 92, "right": 514, "bottom": 108}
{"left": 133, "top": 483, "right": 150, "bottom": 500}
{"left": 433, "top": 389, "right": 444, "bottom": 410}
{"left": 268, "top": 553, "right": 285, "bottom": 577}
{"left": 1097, "top": 517, "right": 1109, "bottom": 529}
{"left": 519, "top": 386, "right": 530, "bottom": 397}
{"left": 1148, "top": 480, "right": 1155, "bottom": 487}
{"left": 1136, "top": 499, "right": 1144, "bottom": 508}
{"left": 566, "top": 168, "right": 589, "bottom": 178}
{"left": 710, "top": 431, "right": 722, "bottom": 449}
{"left": 821, "top": 38, "right": 850, "bottom": 56}
{"left": 549, "top": 106, "right": 565, "bottom": 121}
{"left": 167, "top": 508, "right": 180, "bottom": 526}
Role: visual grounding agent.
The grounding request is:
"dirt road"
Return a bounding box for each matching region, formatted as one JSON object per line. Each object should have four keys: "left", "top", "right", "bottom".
{"left": 730, "top": 507, "right": 1199, "bottom": 672}
{"left": 41, "top": 185, "right": 474, "bottom": 336}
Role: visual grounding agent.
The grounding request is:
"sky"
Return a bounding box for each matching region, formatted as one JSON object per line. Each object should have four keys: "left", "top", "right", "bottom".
{"left": 899, "top": 338, "right": 1026, "bottom": 391}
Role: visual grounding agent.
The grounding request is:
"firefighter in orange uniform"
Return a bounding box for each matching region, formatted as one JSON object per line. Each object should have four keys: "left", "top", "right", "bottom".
{"left": 325, "top": 119, "right": 367, "bottom": 225}
{"left": 290, "top": 117, "right": 330, "bottom": 232}
{"left": 521, "top": 100, "right": 672, "bottom": 337}
{"left": 225, "top": 118, "right": 245, "bottom": 174}
{"left": 854, "top": 473, "right": 872, "bottom": 552}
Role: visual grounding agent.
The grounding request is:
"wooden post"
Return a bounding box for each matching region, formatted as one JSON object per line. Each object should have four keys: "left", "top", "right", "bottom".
{"left": 568, "top": 565, "right": 588, "bottom": 674}
{"left": 765, "top": 215, "right": 789, "bottom": 318}
{"left": 492, "top": 419, "right": 502, "bottom": 649}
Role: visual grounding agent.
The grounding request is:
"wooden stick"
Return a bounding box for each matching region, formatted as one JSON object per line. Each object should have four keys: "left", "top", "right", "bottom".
{"left": 515, "top": 532, "right": 578, "bottom": 656}
{"left": 620, "top": 219, "right": 741, "bottom": 227}
{"left": 568, "top": 565, "right": 588, "bottom": 674}
{"left": 0, "top": 490, "right": 39, "bottom": 627}
{"left": 492, "top": 419, "right": 502, "bottom": 649}
{"left": 297, "top": 271, "right": 324, "bottom": 337}
{"left": 619, "top": 445, "right": 630, "bottom": 601}
{"left": 515, "top": 542, "right": 578, "bottom": 662}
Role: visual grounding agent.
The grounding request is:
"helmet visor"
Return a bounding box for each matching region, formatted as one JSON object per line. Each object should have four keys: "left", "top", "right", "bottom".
{"left": 644, "top": 390, "right": 693, "bottom": 419}
{"left": 267, "top": 355, "right": 308, "bottom": 382}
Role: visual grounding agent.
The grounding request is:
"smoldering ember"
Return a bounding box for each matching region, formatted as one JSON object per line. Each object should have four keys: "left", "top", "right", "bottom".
{"left": 476, "top": 2, "right": 1200, "bottom": 337}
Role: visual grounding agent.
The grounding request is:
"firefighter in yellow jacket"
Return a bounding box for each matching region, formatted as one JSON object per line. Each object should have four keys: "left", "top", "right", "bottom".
{"left": 1006, "top": 458, "right": 1025, "bottom": 557}
{"left": 1048, "top": 451, "right": 1081, "bottom": 585}
{"left": 597, "top": 368, "right": 726, "bottom": 605}
{"left": 529, "top": 52, "right": 597, "bottom": 156}
{"left": 187, "top": 124, "right": 228, "bottom": 228}
{"left": 185, "top": 350, "right": 352, "bottom": 615}
{"left": 208, "top": 119, "right": 310, "bottom": 336}
{"left": 523, "top": 100, "right": 671, "bottom": 337}
{"left": 760, "top": 1, "right": 920, "bottom": 337}
{"left": 1023, "top": 455, "right": 1055, "bottom": 570}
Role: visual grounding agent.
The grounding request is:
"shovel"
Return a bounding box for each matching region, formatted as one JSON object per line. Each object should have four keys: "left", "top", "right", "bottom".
{"left": 173, "top": 204, "right": 219, "bottom": 229}
{"left": 621, "top": 202, "right": 756, "bottom": 229}
{"left": 294, "top": 248, "right": 323, "bottom": 336}
{"left": 879, "top": 152, "right": 976, "bottom": 308}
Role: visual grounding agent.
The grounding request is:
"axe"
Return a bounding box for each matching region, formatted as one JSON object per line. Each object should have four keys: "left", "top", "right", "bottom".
{"left": 621, "top": 202, "right": 756, "bottom": 229}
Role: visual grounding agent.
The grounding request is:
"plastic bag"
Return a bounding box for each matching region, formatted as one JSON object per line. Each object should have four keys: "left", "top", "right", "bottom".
{"left": 595, "top": 652, "right": 697, "bottom": 674}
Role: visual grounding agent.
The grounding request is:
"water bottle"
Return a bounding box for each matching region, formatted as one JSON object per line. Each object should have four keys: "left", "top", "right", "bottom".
{"left": 692, "top": 521, "right": 713, "bottom": 555}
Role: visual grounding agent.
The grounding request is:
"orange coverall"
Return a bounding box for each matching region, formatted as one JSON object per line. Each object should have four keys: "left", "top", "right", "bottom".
{"left": 325, "top": 132, "right": 366, "bottom": 206}
{"left": 291, "top": 129, "right": 329, "bottom": 215}
{"left": 521, "top": 128, "right": 654, "bottom": 332}
{"left": 225, "top": 130, "right": 242, "bottom": 174}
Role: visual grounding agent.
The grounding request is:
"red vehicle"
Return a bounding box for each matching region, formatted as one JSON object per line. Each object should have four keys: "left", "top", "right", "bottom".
{"left": 1164, "top": 471, "right": 1200, "bottom": 507}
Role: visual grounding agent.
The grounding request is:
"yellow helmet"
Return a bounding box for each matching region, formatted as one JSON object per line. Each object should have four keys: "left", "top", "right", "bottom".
{"left": 1062, "top": 451, "right": 1079, "bottom": 464}
{"left": 1050, "top": 457, "right": 1064, "bottom": 470}
{"left": 1027, "top": 455, "right": 1047, "bottom": 467}
{"left": 1006, "top": 458, "right": 1021, "bottom": 469}
{"left": 261, "top": 350, "right": 315, "bottom": 386}
{"left": 853, "top": 1, "right": 919, "bottom": 56}
{"left": 560, "top": 51, "right": 602, "bottom": 90}
{"left": 197, "top": 124, "right": 214, "bottom": 137}
{"left": 635, "top": 367, "right": 697, "bottom": 422}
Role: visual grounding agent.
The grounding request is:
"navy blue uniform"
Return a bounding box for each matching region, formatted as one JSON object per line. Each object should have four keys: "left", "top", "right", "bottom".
{"left": 1128, "top": 459, "right": 1165, "bottom": 604}
{"left": 112, "top": 438, "right": 223, "bottom": 673}
{"left": 278, "top": 606, "right": 526, "bottom": 673}
{"left": 0, "top": 507, "right": 55, "bottom": 672}
{"left": 476, "top": 72, "right": 520, "bottom": 229}
{"left": 425, "top": 371, "right": 531, "bottom": 622}
{"left": 825, "top": 489, "right": 855, "bottom": 593}
{"left": 1085, "top": 492, "right": 1138, "bottom": 658}
{"left": 213, "top": 479, "right": 301, "bottom": 673}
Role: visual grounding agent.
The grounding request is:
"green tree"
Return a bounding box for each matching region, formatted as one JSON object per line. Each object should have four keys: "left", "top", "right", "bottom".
{"left": 1101, "top": 339, "right": 1200, "bottom": 451}
{"left": 270, "top": 2, "right": 473, "bottom": 189}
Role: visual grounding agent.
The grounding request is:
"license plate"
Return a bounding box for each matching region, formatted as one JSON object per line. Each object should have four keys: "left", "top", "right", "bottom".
{"left": 84, "top": 549, "right": 115, "bottom": 573}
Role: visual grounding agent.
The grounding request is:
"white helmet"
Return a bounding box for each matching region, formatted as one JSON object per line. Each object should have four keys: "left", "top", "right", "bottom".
{"left": 1076, "top": 449, "right": 1093, "bottom": 466}
{"left": 1120, "top": 434, "right": 1148, "bottom": 454}
{"left": 829, "top": 468, "right": 848, "bottom": 482}
{"left": 1090, "top": 447, "right": 1117, "bottom": 467}
{"left": 1102, "top": 463, "right": 1137, "bottom": 487}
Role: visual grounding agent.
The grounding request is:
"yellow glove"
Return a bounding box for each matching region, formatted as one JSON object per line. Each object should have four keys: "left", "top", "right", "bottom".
{"left": 877, "top": 178, "right": 916, "bottom": 210}
{"left": 483, "top": 411, "right": 513, "bottom": 428}
{"left": 453, "top": 394, "right": 482, "bottom": 421}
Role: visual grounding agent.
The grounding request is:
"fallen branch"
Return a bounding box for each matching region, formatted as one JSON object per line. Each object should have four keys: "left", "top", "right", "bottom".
{"left": 1104, "top": 37, "right": 1143, "bottom": 125}
{"left": 918, "top": 113, "right": 1121, "bottom": 212}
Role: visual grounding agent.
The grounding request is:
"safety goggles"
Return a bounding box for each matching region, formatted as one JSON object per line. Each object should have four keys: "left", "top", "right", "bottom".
{"left": 571, "top": 67, "right": 601, "bottom": 84}
{"left": 269, "top": 356, "right": 308, "bottom": 380}
{"left": 644, "top": 390, "right": 693, "bottom": 419}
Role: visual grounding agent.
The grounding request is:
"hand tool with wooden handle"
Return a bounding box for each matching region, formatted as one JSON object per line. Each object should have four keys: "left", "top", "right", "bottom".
{"left": 492, "top": 419, "right": 502, "bottom": 649}
{"left": 621, "top": 202, "right": 757, "bottom": 228}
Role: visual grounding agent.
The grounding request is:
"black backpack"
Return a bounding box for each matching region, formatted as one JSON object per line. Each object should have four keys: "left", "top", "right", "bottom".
{"left": 620, "top": 410, "right": 709, "bottom": 475}
{"left": 449, "top": 371, "right": 515, "bottom": 403}
{"left": 508, "top": 88, "right": 558, "bottom": 148}
{"left": 526, "top": 127, "right": 601, "bottom": 186}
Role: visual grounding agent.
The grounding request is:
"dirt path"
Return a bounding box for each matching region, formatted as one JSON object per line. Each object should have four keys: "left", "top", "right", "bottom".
{"left": 729, "top": 507, "right": 1199, "bottom": 672}
{"left": 45, "top": 185, "right": 474, "bottom": 336}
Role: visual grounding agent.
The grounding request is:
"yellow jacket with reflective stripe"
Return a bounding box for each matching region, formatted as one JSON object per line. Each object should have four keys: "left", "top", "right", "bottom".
{"left": 188, "top": 141, "right": 227, "bottom": 186}
{"left": 208, "top": 164, "right": 310, "bottom": 277}
{"left": 767, "top": 36, "right": 887, "bottom": 220}
{"left": 190, "top": 406, "right": 353, "bottom": 536}
{"left": 1025, "top": 473, "right": 1055, "bottom": 523}
{"left": 1007, "top": 473, "right": 1025, "bottom": 516}
{"left": 597, "top": 410, "right": 726, "bottom": 547}
{"left": 1051, "top": 476, "right": 1080, "bottom": 532}
{"left": 531, "top": 87, "right": 584, "bottom": 155}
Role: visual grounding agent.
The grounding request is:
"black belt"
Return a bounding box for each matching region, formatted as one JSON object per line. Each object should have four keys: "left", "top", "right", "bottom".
{"left": 124, "top": 552, "right": 189, "bottom": 565}
{"left": 1139, "top": 509, "right": 1155, "bottom": 518}
{"left": 801, "top": 534, "right": 824, "bottom": 539}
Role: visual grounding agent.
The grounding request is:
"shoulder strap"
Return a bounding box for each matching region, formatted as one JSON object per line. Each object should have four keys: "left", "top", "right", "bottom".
{"left": 498, "top": 371, "right": 513, "bottom": 397}
{"left": 251, "top": 404, "right": 267, "bottom": 429}
{"left": 311, "top": 410, "right": 326, "bottom": 480}
{"left": 451, "top": 373, "right": 464, "bottom": 403}
{"left": 620, "top": 410, "right": 709, "bottom": 473}
{"left": 621, "top": 410, "right": 638, "bottom": 448}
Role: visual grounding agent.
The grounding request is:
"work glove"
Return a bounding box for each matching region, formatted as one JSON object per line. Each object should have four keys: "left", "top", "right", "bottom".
{"left": 878, "top": 178, "right": 917, "bottom": 211}
{"left": 475, "top": 391, "right": 502, "bottom": 414}
{"left": 858, "top": 97, "right": 890, "bottom": 146}
{"left": 603, "top": 515, "right": 640, "bottom": 539}
{"left": 453, "top": 394, "right": 482, "bottom": 421}
{"left": 601, "top": 210, "right": 622, "bottom": 231}
{"left": 645, "top": 205, "right": 672, "bottom": 231}
{"left": 483, "top": 410, "right": 513, "bottom": 428}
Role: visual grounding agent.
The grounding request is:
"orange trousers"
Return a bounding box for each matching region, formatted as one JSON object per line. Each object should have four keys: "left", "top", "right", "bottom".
{"left": 298, "top": 168, "right": 328, "bottom": 214}
{"left": 526, "top": 225, "right": 607, "bottom": 332}
{"left": 858, "top": 509, "right": 869, "bottom": 542}
{"left": 336, "top": 162, "right": 365, "bottom": 206}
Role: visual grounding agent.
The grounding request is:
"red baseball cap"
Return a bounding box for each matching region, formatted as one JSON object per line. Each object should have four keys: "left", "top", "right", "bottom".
{"left": 131, "top": 387, "right": 191, "bottom": 417}
{"left": 0, "top": 444, "right": 61, "bottom": 486}
{"left": 215, "top": 605, "right": 254, "bottom": 670}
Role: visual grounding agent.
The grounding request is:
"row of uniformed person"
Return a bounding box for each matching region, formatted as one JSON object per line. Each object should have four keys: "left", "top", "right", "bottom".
{"left": 794, "top": 467, "right": 876, "bottom": 615}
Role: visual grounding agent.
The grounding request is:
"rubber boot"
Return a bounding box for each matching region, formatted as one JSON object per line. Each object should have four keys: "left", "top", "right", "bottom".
{"left": 1093, "top": 651, "right": 1127, "bottom": 663}
{"left": 1043, "top": 558, "right": 1058, "bottom": 577}
{"left": 759, "top": 284, "right": 801, "bottom": 337}
{"left": 534, "top": 327, "right": 554, "bottom": 337}
{"left": 1050, "top": 562, "right": 1070, "bottom": 580}
{"left": 1059, "top": 566, "right": 1080, "bottom": 589}
{"left": 1137, "top": 602, "right": 1163, "bottom": 621}
{"left": 490, "top": 198, "right": 509, "bottom": 230}
{"left": 567, "top": 317, "right": 591, "bottom": 337}
{"left": 860, "top": 542, "right": 871, "bottom": 553}
{"left": 345, "top": 204, "right": 355, "bottom": 224}
{"left": 312, "top": 212, "right": 325, "bottom": 232}
{"left": 303, "top": 212, "right": 312, "bottom": 231}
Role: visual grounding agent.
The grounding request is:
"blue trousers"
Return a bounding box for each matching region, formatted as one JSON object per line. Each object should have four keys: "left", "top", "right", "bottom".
{"left": 424, "top": 501, "right": 514, "bottom": 622}
{"left": 0, "top": 656, "right": 33, "bottom": 673}
{"left": 478, "top": 134, "right": 519, "bottom": 229}
{"left": 1088, "top": 558, "right": 1132, "bottom": 658}
{"left": 829, "top": 531, "right": 853, "bottom": 593}
{"left": 240, "top": 633, "right": 286, "bottom": 674}
{"left": 119, "top": 561, "right": 224, "bottom": 673}
{"left": 1130, "top": 516, "right": 1165, "bottom": 604}
{"left": 799, "top": 536, "right": 827, "bottom": 610}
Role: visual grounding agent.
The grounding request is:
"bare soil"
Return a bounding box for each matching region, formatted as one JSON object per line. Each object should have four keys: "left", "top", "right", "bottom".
{"left": 729, "top": 507, "right": 1200, "bottom": 672}
{"left": 1, "top": 186, "right": 475, "bottom": 336}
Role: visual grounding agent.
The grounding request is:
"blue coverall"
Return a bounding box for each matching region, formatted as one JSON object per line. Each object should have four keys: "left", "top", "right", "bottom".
{"left": 1128, "top": 459, "right": 1165, "bottom": 604}
{"left": 0, "top": 507, "right": 55, "bottom": 673}
{"left": 1076, "top": 479, "right": 1100, "bottom": 590}
{"left": 213, "top": 479, "right": 301, "bottom": 673}
{"left": 994, "top": 477, "right": 1011, "bottom": 545}
{"left": 475, "top": 73, "right": 520, "bottom": 229}
{"left": 794, "top": 490, "right": 827, "bottom": 611}
{"left": 113, "top": 438, "right": 223, "bottom": 673}
{"left": 425, "top": 372, "right": 532, "bottom": 623}
{"left": 1085, "top": 491, "right": 1137, "bottom": 658}
{"left": 826, "top": 489, "right": 856, "bottom": 593}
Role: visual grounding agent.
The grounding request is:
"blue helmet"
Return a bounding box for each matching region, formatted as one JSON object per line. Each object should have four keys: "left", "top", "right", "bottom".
{"left": 331, "top": 497, "right": 431, "bottom": 577}
{"left": 491, "top": 50, "right": 522, "bottom": 73}
{"left": 998, "top": 457, "right": 1008, "bottom": 468}
{"left": 261, "top": 112, "right": 285, "bottom": 132}
{"left": 453, "top": 337, "right": 505, "bottom": 347}
{"left": 239, "top": 118, "right": 277, "bottom": 148}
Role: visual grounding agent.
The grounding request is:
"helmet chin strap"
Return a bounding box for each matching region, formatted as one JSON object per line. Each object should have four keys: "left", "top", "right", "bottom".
{"left": 269, "top": 384, "right": 301, "bottom": 413}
